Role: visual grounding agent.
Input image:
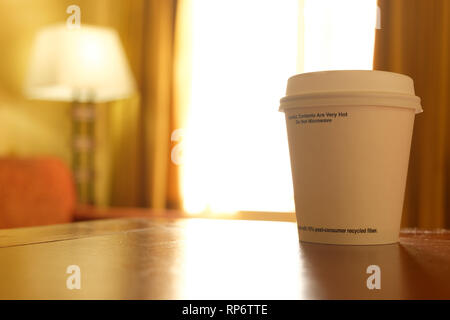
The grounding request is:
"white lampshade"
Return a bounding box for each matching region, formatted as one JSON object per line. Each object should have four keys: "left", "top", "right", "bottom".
{"left": 25, "top": 24, "right": 136, "bottom": 102}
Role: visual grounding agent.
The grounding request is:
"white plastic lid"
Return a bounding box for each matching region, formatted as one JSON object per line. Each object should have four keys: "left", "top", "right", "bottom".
{"left": 279, "top": 70, "right": 423, "bottom": 113}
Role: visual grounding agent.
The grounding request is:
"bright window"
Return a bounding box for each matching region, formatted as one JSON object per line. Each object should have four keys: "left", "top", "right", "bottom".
{"left": 180, "top": 0, "right": 378, "bottom": 215}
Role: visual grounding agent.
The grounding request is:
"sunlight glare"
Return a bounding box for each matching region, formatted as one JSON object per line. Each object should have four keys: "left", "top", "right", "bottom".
{"left": 181, "top": 0, "right": 378, "bottom": 215}
{"left": 182, "top": 0, "right": 298, "bottom": 214}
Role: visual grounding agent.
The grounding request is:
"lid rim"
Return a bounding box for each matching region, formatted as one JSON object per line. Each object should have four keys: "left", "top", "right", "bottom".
{"left": 280, "top": 91, "right": 420, "bottom": 102}
{"left": 279, "top": 104, "right": 422, "bottom": 112}
{"left": 279, "top": 91, "right": 422, "bottom": 114}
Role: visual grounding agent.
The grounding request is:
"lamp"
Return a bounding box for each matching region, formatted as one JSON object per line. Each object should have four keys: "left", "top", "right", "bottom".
{"left": 25, "top": 24, "right": 136, "bottom": 204}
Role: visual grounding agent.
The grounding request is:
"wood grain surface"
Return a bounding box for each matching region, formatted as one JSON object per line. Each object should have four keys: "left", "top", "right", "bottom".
{"left": 0, "top": 218, "right": 449, "bottom": 299}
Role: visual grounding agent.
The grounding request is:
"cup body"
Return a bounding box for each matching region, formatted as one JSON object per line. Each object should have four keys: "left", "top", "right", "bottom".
{"left": 285, "top": 105, "right": 415, "bottom": 245}
{"left": 280, "top": 70, "right": 422, "bottom": 245}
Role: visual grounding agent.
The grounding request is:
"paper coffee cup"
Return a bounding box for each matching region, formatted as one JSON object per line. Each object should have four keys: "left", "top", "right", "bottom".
{"left": 279, "top": 70, "right": 422, "bottom": 245}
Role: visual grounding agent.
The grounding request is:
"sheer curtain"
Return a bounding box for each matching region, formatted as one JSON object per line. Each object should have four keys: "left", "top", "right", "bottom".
{"left": 174, "top": 0, "right": 378, "bottom": 215}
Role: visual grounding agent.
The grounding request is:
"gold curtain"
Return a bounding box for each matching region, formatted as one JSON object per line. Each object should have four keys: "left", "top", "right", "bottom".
{"left": 374, "top": 0, "right": 450, "bottom": 228}
{"left": 85, "top": 0, "right": 180, "bottom": 209}
{"left": 139, "top": 0, "right": 180, "bottom": 209}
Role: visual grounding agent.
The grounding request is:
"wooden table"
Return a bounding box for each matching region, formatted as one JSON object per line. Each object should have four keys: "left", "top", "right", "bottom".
{"left": 0, "top": 218, "right": 449, "bottom": 299}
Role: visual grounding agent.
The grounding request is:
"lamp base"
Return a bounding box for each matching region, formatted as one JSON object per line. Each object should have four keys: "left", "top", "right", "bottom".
{"left": 72, "top": 100, "right": 96, "bottom": 205}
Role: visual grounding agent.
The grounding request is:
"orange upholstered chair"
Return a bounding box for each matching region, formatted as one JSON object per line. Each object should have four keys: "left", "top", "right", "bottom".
{"left": 0, "top": 157, "right": 76, "bottom": 229}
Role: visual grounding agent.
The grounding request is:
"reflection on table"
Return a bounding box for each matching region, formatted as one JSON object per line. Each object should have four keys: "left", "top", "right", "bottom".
{"left": 0, "top": 218, "right": 449, "bottom": 299}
